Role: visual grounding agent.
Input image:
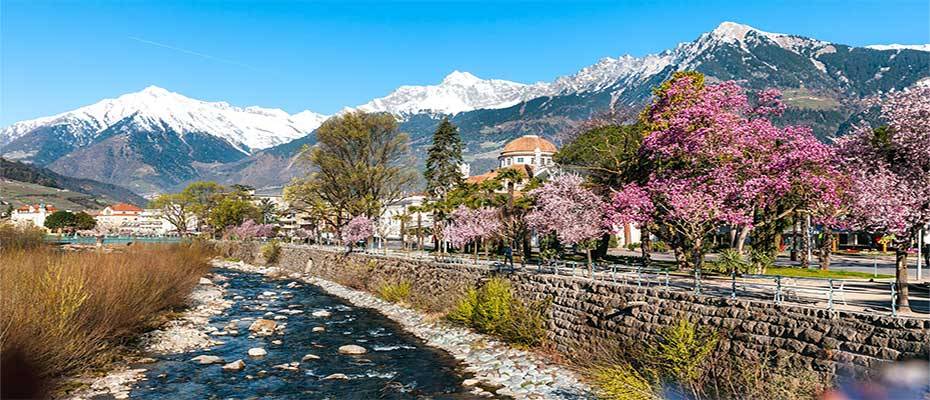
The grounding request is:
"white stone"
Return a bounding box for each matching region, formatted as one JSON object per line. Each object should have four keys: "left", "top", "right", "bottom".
{"left": 338, "top": 345, "right": 367, "bottom": 355}
{"left": 323, "top": 373, "right": 349, "bottom": 380}
{"left": 248, "top": 347, "right": 267, "bottom": 357}
{"left": 199, "top": 277, "right": 213, "bottom": 285}
{"left": 222, "top": 359, "right": 245, "bottom": 371}
{"left": 190, "top": 355, "right": 224, "bottom": 365}
{"left": 301, "top": 354, "right": 320, "bottom": 361}
{"left": 311, "top": 310, "right": 331, "bottom": 318}
{"left": 312, "top": 326, "right": 325, "bottom": 332}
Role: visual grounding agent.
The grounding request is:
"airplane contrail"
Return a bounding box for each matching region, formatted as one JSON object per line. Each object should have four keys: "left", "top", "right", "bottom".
{"left": 127, "top": 36, "right": 259, "bottom": 71}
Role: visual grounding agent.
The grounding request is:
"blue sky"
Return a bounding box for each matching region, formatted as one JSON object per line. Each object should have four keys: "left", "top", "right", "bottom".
{"left": 2, "top": 0, "right": 928, "bottom": 125}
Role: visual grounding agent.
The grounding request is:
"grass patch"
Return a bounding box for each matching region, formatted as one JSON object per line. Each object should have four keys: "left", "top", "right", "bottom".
{"left": 0, "top": 239, "right": 214, "bottom": 396}
{"left": 447, "top": 277, "right": 549, "bottom": 348}
{"left": 763, "top": 267, "right": 892, "bottom": 279}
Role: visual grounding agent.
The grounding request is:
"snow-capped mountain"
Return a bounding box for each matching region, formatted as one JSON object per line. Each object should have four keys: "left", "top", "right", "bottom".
{"left": 4, "top": 21, "right": 927, "bottom": 194}
{"left": 354, "top": 70, "right": 551, "bottom": 116}
{"left": 865, "top": 44, "right": 930, "bottom": 52}
{"left": 0, "top": 86, "right": 327, "bottom": 154}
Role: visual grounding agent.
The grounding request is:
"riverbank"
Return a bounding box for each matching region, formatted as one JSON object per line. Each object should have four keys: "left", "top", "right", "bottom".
{"left": 65, "top": 272, "right": 233, "bottom": 399}
{"left": 218, "top": 259, "right": 592, "bottom": 399}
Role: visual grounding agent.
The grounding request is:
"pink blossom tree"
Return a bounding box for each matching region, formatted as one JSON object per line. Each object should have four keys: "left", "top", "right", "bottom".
{"left": 607, "top": 72, "right": 846, "bottom": 280}
{"left": 526, "top": 174, "right": 607, "bottom": 274}
{"left": 341, "top": 215, "right": 375, "bottom": 249}
{"left": 837, "top": 85, "right": 930, "bottom": 312}
{"left": 442, "top": 205, "right": 502, "bottom": 262}
{"left": 228, "top": 219, "right": 277, "bottom": 241}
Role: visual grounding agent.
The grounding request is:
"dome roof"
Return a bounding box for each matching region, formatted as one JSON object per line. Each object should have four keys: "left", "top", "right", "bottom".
{"left": 501, "top": 135, "right": 557, "bottom": 155}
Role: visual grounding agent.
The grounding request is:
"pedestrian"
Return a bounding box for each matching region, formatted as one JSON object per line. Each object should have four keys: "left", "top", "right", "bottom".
{"left": 503, "top": 244, "right": 514, "bottom": 270}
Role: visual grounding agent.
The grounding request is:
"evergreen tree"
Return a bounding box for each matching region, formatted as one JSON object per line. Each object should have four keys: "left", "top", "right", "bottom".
{"left": 424, "top": 118, "right": 464, "bottom": 199}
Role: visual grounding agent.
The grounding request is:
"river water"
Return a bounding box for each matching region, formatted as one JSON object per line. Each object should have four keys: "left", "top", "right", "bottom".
{"left": 129, "top": 269, "right": 474, "bottom": 399}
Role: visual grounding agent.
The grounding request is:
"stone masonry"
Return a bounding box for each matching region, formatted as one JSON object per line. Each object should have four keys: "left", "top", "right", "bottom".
{"left": 228, "top": 242, "right": 929, "bottom": 378}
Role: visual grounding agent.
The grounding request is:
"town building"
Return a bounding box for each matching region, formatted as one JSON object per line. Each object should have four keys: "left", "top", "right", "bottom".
{"left": 95, "top": 203, "right": 144, "bottom": 233}
{"left": 377, "top": 194, "right": 434, "bottom": 245}
{"left": 466, "top": 134, "right": 559, "bottom": 192}
{"left": 11, "top": 203, "right": 58, "bottom": 229}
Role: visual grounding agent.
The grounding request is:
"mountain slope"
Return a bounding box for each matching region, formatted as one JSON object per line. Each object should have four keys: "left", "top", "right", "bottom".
{"left": 0, "top": 157, "right": 148, "bottom": 207}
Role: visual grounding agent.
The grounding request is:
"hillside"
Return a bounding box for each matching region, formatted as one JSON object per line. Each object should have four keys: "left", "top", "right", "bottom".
{"left": 0, "top": 158, "right": 148, "bottom": 207}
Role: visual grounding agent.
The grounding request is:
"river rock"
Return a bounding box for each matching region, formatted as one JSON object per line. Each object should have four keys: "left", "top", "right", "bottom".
{"left": 312, "top": 326, "right": 325, "bottom": 332}
{"left": 199, "top": 277, "right": 213, "bottom": 285}
{"left": 248, "top": 348, "right": 267, "bottom": 357}
{"left": 311, "top": 310, "right": 332, "bottom": 318}
{"left": 272, "top": 340, "right": 283, "bottom": 345}
{"left": 301, "top": 354, "right": 320, "bottom": 361}
{"left": 338, "top": 345, "right": 367, "bottom": 355}
{"left": 323, "top": 373, "right": 349, "bottom": 380}
{"left": 222, "top": 360, "right": 245, "bottom": 371}
{"left": 462, "top": 378, "right": 479, "bottom": 386}
{"left": 248, "top": 319, "right": 276, "bottom": 333}
{"left": 190, "top": 355, "right": 224, "bottom": 365}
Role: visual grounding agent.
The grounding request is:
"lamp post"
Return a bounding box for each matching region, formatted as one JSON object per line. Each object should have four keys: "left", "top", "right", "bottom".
{"left": 918, "top": 227, "right": 924, "bottom": 281}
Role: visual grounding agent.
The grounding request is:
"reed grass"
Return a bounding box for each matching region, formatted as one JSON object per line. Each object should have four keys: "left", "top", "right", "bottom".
{"left": 0, "top": 235, "right": 214, "bottom": 395}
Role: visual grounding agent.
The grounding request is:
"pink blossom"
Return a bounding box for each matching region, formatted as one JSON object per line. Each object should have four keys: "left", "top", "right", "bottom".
{"left": 442, "top": 206, "right": 502, "bottom": 249}
{"left": 341, "top": 216, "right": 375, "bottom": 245}
{"left": 526, "top": 174, "right": 607, "bottom": 246}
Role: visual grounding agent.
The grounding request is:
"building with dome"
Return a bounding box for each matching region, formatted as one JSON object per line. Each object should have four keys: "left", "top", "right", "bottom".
{"left": 466, "top": 135, "right": 559, "bottom": 189}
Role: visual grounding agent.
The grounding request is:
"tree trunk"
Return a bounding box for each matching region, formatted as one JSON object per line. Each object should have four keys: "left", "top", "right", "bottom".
{"left": 790, "top": 219, "right": 799, "bottom": 262}
{"left": 800, "top": 215, "right": 811, "bottom": 268}
{"left": 818, "top": 228, "right": 833, "bottom": 271}
{"left": 593, "top": 233, "right": 610, "bottom": 259}
{"left": 692, "top": 238, "right": 704, "bottom": 293}
{"left": 474, "top": 240, "right": 479, "bottom": 263}
{"left": 586, "top": 248, "right": 593, "bottom": 278}
{"left": 641, "top": 227, "right": 652, "bottom": 267}
{"left": 895, "top": 246, "right": 910, "bottom": 313}
{"left": 522, "top": 229, "right": 531, "bottom": 266}
{"left": 736, "top": 225, "right": 751, "bottom": 254}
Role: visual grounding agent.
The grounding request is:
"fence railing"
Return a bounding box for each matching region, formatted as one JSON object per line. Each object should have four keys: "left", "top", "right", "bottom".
{"left": 283, "top": 243, "right": 927, "bottom": 318}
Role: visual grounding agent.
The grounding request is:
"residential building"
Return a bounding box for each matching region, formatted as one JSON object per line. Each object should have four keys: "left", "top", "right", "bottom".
{"left": 466, "top": 135, "right": 559, "bottom": 192}
{"left": 377, "top": 194, "right": 434, "bottom": 245}
{"left": 95, "top": 203, "right": 144, "bottom": 233}
{"left": 11, "top": 203, "right": 58, "bottom": 229}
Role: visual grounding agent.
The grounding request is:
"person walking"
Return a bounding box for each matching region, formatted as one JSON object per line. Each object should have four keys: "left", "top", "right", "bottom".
{"left": 503, "top": 244, "right": 514, "bottom": 270}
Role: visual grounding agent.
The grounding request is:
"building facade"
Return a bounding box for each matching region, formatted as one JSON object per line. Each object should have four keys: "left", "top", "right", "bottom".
{"left": 11, "top": 204, "right": 58, "bottom": 229}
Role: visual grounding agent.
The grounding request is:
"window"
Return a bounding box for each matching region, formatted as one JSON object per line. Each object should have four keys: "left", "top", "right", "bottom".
{"left": 516, "top": 157, "right": 524, "bottom": 163}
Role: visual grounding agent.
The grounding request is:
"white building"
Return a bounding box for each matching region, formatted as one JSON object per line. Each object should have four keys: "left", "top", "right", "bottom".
{"left": 467, "top": 135, "right": 560, "bottom": 191}
{"left": 11, "top": 204, "right": 58, "bottom": 229}
{"left": 95, "top": 203, "right": 144, "bottom": 233}
{"left": 377, "top": 194, "right": 434, "bottom": 244}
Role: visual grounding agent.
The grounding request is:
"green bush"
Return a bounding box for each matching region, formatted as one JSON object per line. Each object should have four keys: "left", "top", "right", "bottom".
{"left": 608, "top": 235, "right": 619, "bottom": 249}
{"left": 446, "top": 277, "right": 549, "bottom": 347}
{"left": 651, "top": 241, "right": 670, "bottom": 252}
{"left": 260, "top": 240, "right": 281, "bottom": 264}
{"left": 376, "top": 280, "right": 412, "bottom": 303}
{"left": 707, "top": 249, "right": 751, "bottom": 275}
{"left": 592, "top": 364, "right": 659, "bottom": 400}
{"left": 653, "top": 319, "right": 717, "bottom": 385}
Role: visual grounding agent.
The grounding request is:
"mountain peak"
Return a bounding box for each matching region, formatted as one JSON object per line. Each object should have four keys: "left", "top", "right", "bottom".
{"left": 140, "top": 85, "right": 172, "bottom": 96}
{"left": 441, "top": 70, "right": 481, "bottom": 85}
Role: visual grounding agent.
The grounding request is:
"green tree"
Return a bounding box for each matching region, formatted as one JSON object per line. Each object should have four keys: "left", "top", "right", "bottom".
{"left": 208, "top": 196, "right": 260, "bottom": 232}
{"left": 555, "top": 123, "right": 645, "bottom": 188}
{"left": 424, "top": 118, "right": 465, "bottom": 199}
{"left": 44, "top": 211, "right": 77, "bottom": 232}
{"left": 73, "top": 211, "right": 97, "bottom": 230}
{"left": 149, "top": 193, "right": 194, "bottom": 235}
{"left": 180, "top": 181, "right": 225, "bottom": 231}
{"left": 297, "top": 111, "right": 416, "bottom": 222}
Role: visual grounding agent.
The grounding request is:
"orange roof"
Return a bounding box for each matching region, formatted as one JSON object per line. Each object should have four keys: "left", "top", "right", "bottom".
{"left": 465, "top": 165, "right": 532, "bottom": 184}
{"left": 17, "top": 204, "right": 57, "bottom": 212}
{"left": 501, "top": 135, "right": 557, "bottom": 155}
{"left": 109, "top": 203, "right": 143, "bottom": 212}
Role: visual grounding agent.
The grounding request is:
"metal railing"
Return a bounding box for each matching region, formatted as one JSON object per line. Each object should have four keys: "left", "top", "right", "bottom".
{"left": 286, "top": 243, "right": 927, "bottom": 318}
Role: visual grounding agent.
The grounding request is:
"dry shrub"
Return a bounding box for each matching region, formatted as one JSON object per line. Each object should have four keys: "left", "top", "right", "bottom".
{"left": 0, "top": 242, "right": 215, "bottom": 392}
{"left": 333, "top": 258, "right": 377, "bottom": 290}
{"left": 0, "top": 222, "right": 46, "bottom": 250}
{"left": 260, "top": 240, "right": 280, "bottom": 264}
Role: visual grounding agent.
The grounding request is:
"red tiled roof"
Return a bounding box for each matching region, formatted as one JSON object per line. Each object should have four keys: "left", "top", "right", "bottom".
{"left": 501, "top": 135, "right": 557, "bottom": 155}
{"left": 17, "top": 204, "right": 57, "bottom": 213}
{"left": 109, "top": 203, "right": 143, "bottom": 212}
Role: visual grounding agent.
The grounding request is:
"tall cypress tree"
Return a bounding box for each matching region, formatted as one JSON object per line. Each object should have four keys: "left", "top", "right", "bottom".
{"left": 424, "top": 118, "right": 464, "bottom": 199}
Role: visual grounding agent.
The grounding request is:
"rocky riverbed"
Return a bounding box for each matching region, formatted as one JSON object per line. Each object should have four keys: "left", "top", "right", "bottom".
{"left": 67, "top": 273, "right": 233, "bottom": 399}
{"left": 220, "top": 260, "right": 592, "bottom": 399}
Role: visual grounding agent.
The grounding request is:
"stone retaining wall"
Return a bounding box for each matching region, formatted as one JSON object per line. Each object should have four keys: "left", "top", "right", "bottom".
{"left": 228, "top": 242, "right": 929, "bottom": 377}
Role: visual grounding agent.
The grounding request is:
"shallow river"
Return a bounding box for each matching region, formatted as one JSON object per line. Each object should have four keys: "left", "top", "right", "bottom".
{"left": 130, "top": 269, "right": 474, "bottom": 399}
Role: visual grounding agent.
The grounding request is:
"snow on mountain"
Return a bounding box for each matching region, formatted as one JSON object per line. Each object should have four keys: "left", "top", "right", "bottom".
{"left": 865, "top": 44, "right": 930, "bottom": 52}
{"left": 1, "top": 86, "right": 327, "bottom": 153}
{"left": 354, "top": 70, "right": 551, "bottom": 116}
